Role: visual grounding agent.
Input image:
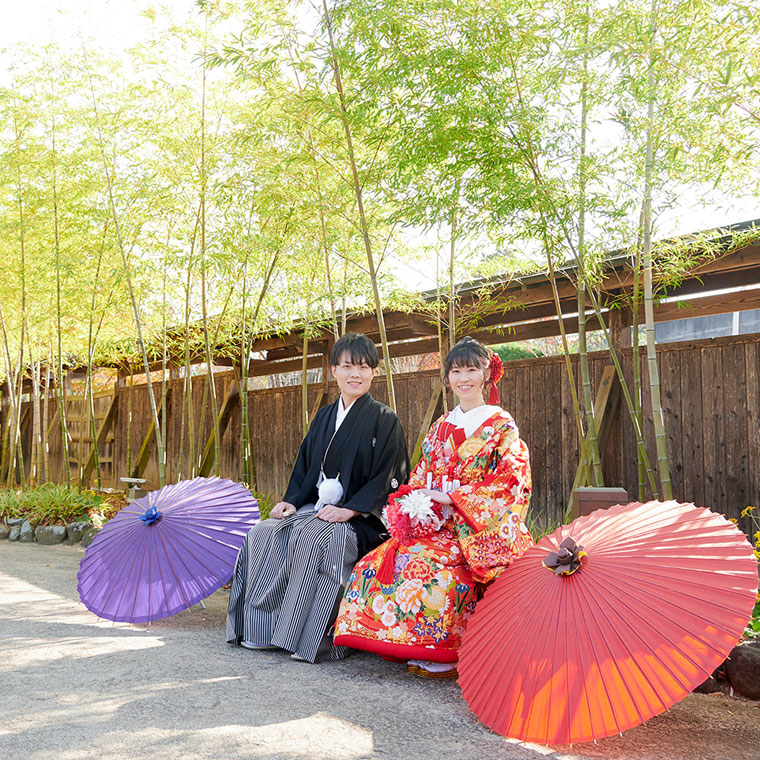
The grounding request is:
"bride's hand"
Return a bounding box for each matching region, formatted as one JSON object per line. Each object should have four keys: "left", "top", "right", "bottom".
{"left": 419, "top": 488, "right": 453, "bottom": 506}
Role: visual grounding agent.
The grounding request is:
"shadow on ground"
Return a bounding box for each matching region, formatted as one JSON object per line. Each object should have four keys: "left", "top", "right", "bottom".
{"left": 1, "top": 542, "right": 758, "bottom": 760}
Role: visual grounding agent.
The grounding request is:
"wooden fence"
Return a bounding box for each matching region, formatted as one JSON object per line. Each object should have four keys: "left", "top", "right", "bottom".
{"left": 12, "top": 331, "right": 760, "bottom": 536}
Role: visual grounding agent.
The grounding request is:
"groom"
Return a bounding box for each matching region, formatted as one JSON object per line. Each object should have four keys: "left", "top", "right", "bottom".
{"left": 227, "top": 332, "right": 409, "bottom": 662}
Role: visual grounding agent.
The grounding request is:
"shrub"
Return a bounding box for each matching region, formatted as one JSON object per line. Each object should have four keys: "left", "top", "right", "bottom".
{"left": 492, "top": 343, "right": 543, "bottom": 362}
{"left": 253, "top": 491, "right": 275, "bottom": 520}
{"left": 738, "top": 506, "right": 760, "bottom": 639}
{"left": 0, "top": 484, "right": 121, "bottom": 527}
{"left": 0, "top": 489, "right": 23, "bottom": 520}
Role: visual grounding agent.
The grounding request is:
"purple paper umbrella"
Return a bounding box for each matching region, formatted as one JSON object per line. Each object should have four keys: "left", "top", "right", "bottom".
{"left": 77, "top": 477, "right": 260, "bottom": 623}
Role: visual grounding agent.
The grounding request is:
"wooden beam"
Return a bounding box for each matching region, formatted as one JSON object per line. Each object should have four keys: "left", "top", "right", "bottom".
{"left": 18, "top": 404, "right": 31, "bottom": 437}
{"left": 46, "top": 408, "right": 61, "bottom": 440}
{"left": 130, "top": 389, "right": 171, "bottom": 479}
{"left": 79, "top": 395, "right": 119, "bottom": 485}
{"left": 410, "top": 386, "right": 443, "bottom": 468}
{"left": 652, "top": 286, "right": 760, "bottom": 322}
{"left": 198, "top": 382, "right": 241, "bottom": 477}
{"left": 567, "top": 366, "right": 622, "bottom": 508}
{"left": 306, "top": 348, "right": 333, "bottom": 427}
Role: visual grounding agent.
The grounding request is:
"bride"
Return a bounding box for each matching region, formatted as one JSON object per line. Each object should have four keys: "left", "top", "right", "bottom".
{"left": 334, "top": 336, "right": 533, "bottom": 677}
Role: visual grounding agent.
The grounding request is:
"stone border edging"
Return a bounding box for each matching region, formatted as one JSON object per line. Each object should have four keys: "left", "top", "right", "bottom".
{"left": 1, "top": 519, "right": 101, "bottom": 547}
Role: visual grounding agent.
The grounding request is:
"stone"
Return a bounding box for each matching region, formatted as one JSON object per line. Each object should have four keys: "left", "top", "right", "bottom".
{"left": 725, "top": 640, "right": 760, "bottom": 700}
{"left": 693, "top": 675, "right": 721, "bottom": 694}
{"left": 35, "top": 525, "right": 67, "bottom": 545}
{"left": 6, "top": 517, "right": 24, "bottom": 526}
{"left": 65, "top": 521, "right": 91, "bottom": 545}
{"left": 0, "top": 523, "right": 9, "bottom": 540}
{"left": 8, "top": 525, "right": 21, "bottom": 541}
{"left": 81, "top": 526, "right": 100, "bottom": 548}
{"left": 19, "top": 520, "right": 34, "bottom": 542}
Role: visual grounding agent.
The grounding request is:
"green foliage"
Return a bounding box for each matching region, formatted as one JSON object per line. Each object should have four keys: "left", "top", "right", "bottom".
{"left": 0, "top": 0, "right": 757, "bottom": 447}
{"left": 492, "top": 343, "right": 543, "bottom": 362}
{"left": 0, "top": 484, "right": 108, "bottom": 526}
{"left": 0, "top": 490, "right": 23, "bottom": 519}
{"left": 525, "top": 513, "right": 560, "bottom": 542}
{"left": 738, "top": 505, "right": 760, "bottom": 638}
{"left": 746, "top": 595, "right": 760, "bottom": 639}
{"left": 253, "top": 490, "right": 276, "bottom": 520}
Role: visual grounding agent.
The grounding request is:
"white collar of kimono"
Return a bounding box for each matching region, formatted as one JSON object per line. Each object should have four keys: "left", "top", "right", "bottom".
{"left": 446, "top": 404, "right": 501, "bottom": 438}
{"left": 335, "top": 396, "right": 355, "bottom": 432}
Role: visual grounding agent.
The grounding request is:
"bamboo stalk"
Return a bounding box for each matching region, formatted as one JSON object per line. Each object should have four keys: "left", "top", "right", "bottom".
{"left": 126, "top": 364, "right": 134, "bottom": 480}
{"left": 199, "top": 8, "right": 221, "bottom": 479}
{"left": 240, "top": 251, "right": 252, "bottom": 487}
{"left": 42, "top": 351, "right": 51, "bottom": 482}
{"left": 321, "top": 0, "right": 396, "bottom": 411}
{"left": 449, "top": 189, "right": 458, "bottom": 352}
{"left": 83, "top": 42, "right": 165, "bottom": 487}
{"left": 502, "top": 53, "right": 588, "bottom": 482}
{"left": 83, "top": 233, "right": 107, "bottom": 489}
{"left": 0, "top": 306, "right": 16, "bottom": 482}
{"left": 240, "top": 243, "right": 282, "bottom": 486}
{"left": 30, "top": 342, "right": 42, "bottom": 486}
{"left": 576, "top": 20, "right": 603, "bottom": 487}
{"left": 503, "top": 50, "right": 656, "bottom": 497}
{"left": 301, "top": 330, "right": 309, "bottom": 436}
{"left": 436, "top": 241, "right": 448, "bottom": 414}
{"left": 160, "top": 227, "right": 171, "bottom": 483}
{"left": 50, "top": 107, "right": 72, "bottom": 486}
{"left": 632, "top": 210, "right": 646, "bottom": 500}
{"left": 179, "top": 207, "right": 201, "bottom": 481}
{"left": 642, "top": 0, "right": 672, "bottom": 499}
{"left": 12, "top": 121, "right": 27, "bottom": 486}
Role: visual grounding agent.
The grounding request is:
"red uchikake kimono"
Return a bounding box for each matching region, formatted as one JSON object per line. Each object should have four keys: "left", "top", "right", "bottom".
{"left": 334, "top": 407, "right": 533, "bottom": 663}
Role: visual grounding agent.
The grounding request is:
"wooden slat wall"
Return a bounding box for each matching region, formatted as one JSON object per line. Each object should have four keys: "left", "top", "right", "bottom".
{"left": 13, "top": 332, "right": 760, "bottom": 537}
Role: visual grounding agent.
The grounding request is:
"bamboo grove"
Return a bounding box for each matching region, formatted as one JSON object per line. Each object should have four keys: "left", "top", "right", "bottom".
{"left": 0, "top": 0, "right": 758, "bottom": 502}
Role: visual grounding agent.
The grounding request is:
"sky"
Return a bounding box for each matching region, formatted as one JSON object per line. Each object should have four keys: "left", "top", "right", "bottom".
{"left": 1, "top": 0, "right": 758, "bottom": 288}
{"left": 0, "top": 0, "right": 195, "bottom": 52}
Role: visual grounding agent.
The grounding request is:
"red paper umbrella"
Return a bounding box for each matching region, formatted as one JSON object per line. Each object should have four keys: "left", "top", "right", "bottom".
{"left": 458, "top": 501, "right": 758, "bottom": 745}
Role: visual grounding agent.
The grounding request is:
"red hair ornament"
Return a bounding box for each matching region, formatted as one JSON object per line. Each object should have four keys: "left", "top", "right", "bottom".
{"left": 488, "top": 352, "right": 503, "bottom": 405}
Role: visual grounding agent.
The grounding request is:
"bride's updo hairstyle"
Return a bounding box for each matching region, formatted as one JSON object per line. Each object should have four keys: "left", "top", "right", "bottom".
{"left": 443, "top": 336, "right": 490, "bottom": 380}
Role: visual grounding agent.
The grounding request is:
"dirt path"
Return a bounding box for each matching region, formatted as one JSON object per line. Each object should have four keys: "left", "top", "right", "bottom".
{"left": 1, "top": 542, "right": 758, "bottom": 760}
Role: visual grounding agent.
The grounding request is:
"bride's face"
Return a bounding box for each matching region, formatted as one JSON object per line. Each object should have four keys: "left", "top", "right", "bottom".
{"left": 448, "top": 363, "right": 487, "bottom": 405}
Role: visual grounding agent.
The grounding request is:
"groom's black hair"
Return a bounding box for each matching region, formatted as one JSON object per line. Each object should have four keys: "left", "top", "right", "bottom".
{"left": 329, "top": 332, "right": 379, "bottom": 368}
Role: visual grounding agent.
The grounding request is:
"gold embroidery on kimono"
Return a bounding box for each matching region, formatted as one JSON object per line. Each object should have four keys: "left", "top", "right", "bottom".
{"left": 334, "top": 409, "right": 533, "bottom": 663}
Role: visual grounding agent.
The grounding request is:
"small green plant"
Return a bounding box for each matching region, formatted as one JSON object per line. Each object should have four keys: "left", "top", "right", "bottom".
{"left": 525, "top": 513, "right": 560, "bottom": 542}
{"left": 737, "top": 506, "right": 760, "bottom": 639}
{"left": 0, "top": 489, "right": 24, "bottom": 520}
{"left": 746, "top": 596, "right": 760, "bottom": 639}
{"left": 253, "top": 491, "right": 276, "bottom": 521}
{"left": 492, "top": 343, "right": 543, "bottom": 363}
{"left": 23, "top": 484, "right": 104, "bottom": 526}
{"left": 0, "top": 484, "right": 111, "bottom": 527}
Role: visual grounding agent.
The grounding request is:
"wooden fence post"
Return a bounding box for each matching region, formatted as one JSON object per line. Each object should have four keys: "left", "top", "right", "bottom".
{"left": 198, "top": 382, "right": 240, "bottom": 477}
{"left": 410, "top": 386, "right": 443, "bottom": 468}
{"left": 79, "top": 394, "right": 119, "bottom": 486}
{"left": 130, "top": 388, "right": 171, "bottom": 479}
{"left": 567, "top": 365, "right": 622, "bottom": 511}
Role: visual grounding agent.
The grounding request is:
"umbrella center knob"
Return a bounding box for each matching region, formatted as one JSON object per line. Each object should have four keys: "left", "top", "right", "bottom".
{"left": 139, "top": 507, "right": 163, "bottom": 526}
{"left": 543, "top": 537, "right": 587, "bottom": 576}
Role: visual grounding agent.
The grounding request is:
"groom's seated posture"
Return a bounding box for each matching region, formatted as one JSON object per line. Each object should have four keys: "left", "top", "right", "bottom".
{"left": 227, "top": 332, "right": 409, "bottom": 662}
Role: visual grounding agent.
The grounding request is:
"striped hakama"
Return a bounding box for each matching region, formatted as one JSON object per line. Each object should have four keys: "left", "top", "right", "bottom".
{"left": 226, "top": 506, "right": 359, "bottom": 663}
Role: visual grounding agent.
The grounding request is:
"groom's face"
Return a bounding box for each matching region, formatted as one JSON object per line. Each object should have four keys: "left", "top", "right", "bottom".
{"left": 331, "top": 352, "right": 376, "bottom": 403}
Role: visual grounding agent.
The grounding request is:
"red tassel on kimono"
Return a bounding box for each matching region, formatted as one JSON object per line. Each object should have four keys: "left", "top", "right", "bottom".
{"left": 376, "top": 538, "right": 400, "bottom": 585}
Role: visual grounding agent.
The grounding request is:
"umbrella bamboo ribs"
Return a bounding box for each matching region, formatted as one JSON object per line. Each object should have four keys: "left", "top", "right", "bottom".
{"left": 458, "top": 500, "right": 758, "bottom": 745}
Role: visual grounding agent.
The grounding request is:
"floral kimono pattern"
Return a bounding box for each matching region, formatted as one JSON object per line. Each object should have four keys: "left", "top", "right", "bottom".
{"left": 333, "top": 409, "right": 533, "bottom": 663}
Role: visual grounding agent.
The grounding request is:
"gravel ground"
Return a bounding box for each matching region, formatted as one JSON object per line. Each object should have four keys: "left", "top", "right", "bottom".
{"left": 1, "top": 542, "right": 758, "bottom": 760}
